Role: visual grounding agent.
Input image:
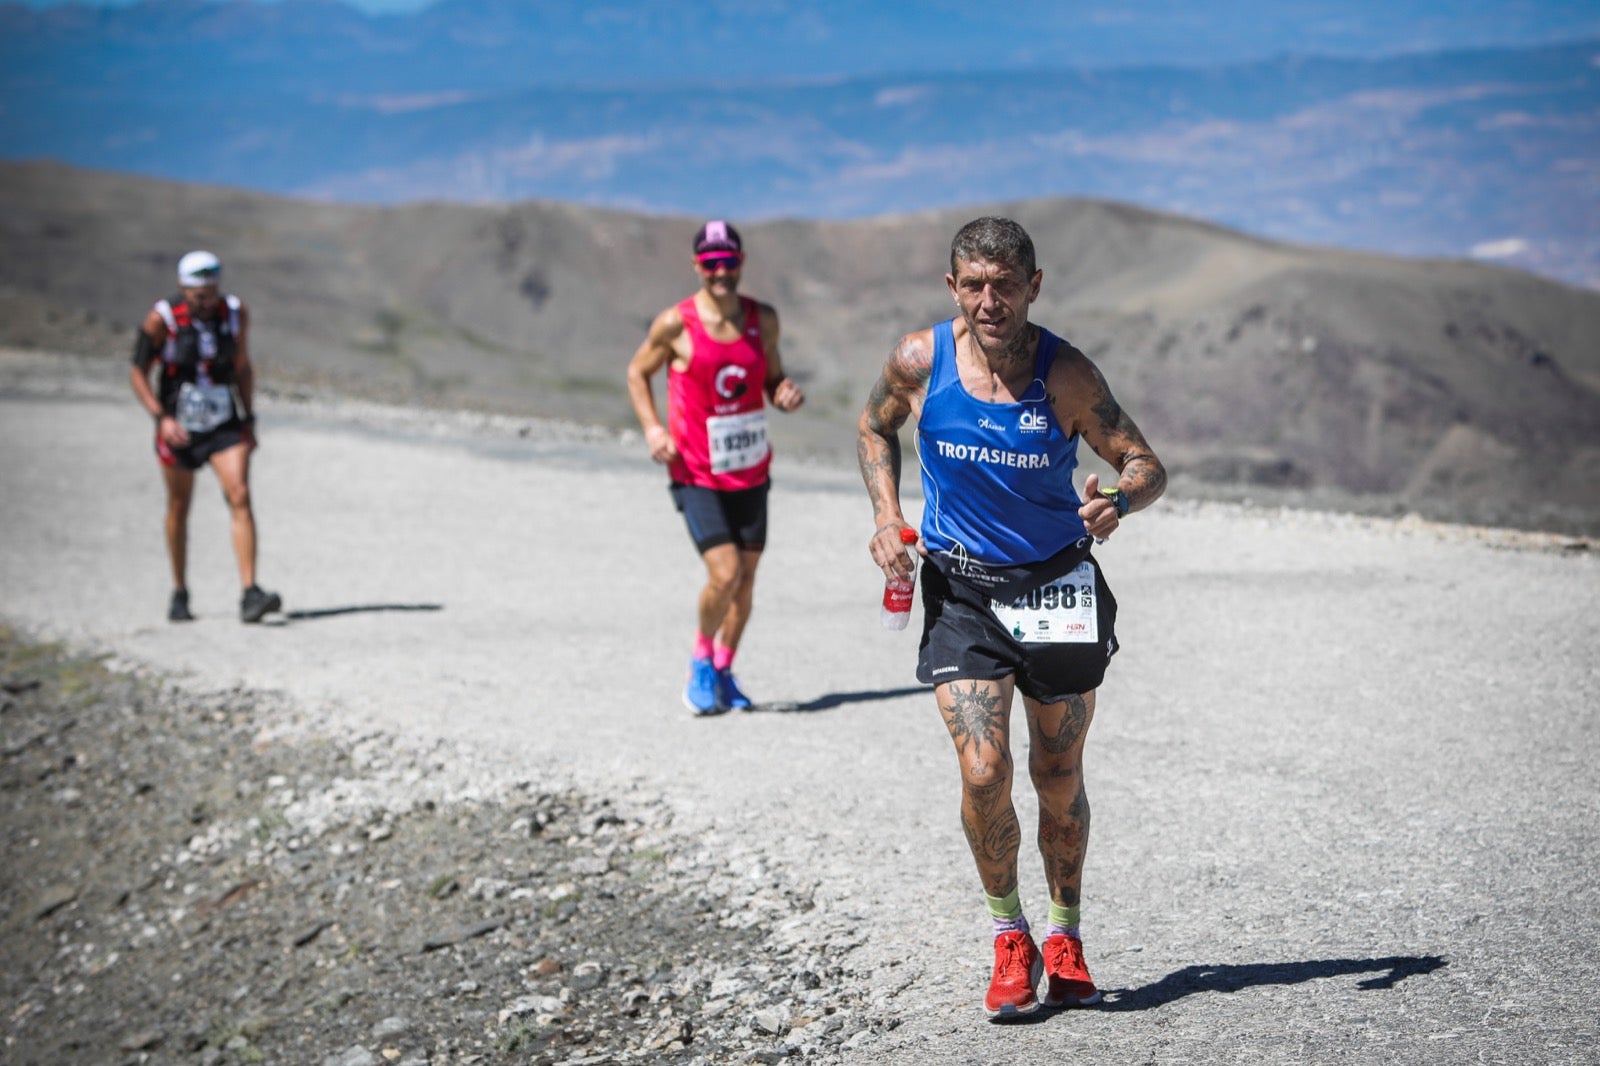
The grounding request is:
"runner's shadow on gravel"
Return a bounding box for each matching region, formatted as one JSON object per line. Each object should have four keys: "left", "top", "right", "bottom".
{"left": 750, "top": 686, "right": 927, "bottom": 714}
{"left": 1098, "top": 954, "right": 1447, "bottom": 1012}
{"left": 283, "top": 603, "right": 444, "bottom": 622}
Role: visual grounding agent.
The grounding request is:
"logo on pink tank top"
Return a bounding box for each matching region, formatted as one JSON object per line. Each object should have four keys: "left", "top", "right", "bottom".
{"left": 715, "top": 364, "right": 750, "bottom": 402}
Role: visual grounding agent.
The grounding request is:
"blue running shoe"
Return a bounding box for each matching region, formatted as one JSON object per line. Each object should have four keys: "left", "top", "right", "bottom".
{"left": 683, "top": 656, "right": 721, "bottom": 715}
{"left": 716, "top": 668, "right": 753, "bottom": 711}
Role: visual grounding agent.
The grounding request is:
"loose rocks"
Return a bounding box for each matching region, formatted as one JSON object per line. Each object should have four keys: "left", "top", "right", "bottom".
{"left": 0, "top": 627, "right": 882, "bottom": 1064}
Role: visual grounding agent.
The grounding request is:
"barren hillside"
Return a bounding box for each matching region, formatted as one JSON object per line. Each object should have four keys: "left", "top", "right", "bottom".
{"left": 3, "top": 161, "right": 1596, "bottom": 531}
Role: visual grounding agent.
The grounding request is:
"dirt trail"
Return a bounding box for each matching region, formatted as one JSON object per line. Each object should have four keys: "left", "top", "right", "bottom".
{"left": 2, "top": 368, "right": 1596, "bottom": 1064}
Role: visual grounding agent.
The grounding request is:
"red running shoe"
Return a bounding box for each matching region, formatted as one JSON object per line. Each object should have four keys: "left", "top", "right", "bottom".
{"left": 1041, "top": 933, "right": 1102, "bottom": 1007}
{"left": 984, "top": 930, "right": 1043, "bottom": 1019}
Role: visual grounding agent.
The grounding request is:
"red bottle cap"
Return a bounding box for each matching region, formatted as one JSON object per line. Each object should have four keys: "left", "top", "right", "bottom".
{"left": 899, "top": 528, "right": 918, "bottom": 544}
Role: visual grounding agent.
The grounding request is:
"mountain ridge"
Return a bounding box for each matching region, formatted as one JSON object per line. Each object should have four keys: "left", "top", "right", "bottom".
{"left": 3, "top": 3, "right": 1595, "bottom": 287}
{"left": 3, "top": 160, "right": 1596, "bottom": 534}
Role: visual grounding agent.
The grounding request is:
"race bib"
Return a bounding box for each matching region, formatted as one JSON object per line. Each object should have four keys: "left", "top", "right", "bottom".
{"left": 707, "top": 410, "right": 770, "bottom": 475}
{"left": 176, "top": 381, "right": 235, "bottom": 434}
{"left": 989, "top": 561, "right": 1098, "bottom": 644}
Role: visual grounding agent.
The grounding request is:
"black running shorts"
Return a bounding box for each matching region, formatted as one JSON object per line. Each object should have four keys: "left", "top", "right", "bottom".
{"left": 155, "top": 420, "right": 248, "bottom": 471}
{"left": 670, "top": 481, "right": 769, "bottom": 555}
{"left": 916, "top": 553, "right": 1119, "bottom": 704}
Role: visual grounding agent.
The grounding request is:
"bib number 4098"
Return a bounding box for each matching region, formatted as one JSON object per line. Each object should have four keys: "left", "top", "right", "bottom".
{"left": 1009, "top": 581, "right": 1091, "bottom": 612}
{"left": 988, "top": 561, "right": 1099, "bottom": 644}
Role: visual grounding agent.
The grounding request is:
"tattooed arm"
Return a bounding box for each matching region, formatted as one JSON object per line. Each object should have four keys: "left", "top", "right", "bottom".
{"left": 1052, "top": 346, "right": 1167, "bottom": 539}
{"left": 858, "top": 329, "right": 933, "bottom": 578}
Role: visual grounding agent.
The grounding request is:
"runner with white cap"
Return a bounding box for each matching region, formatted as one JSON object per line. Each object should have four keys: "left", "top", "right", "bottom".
{"left": 129, "top": 250, "right": 282, "bottom": 623}
{"left": 626, "top": 221, "right": 805, "bottom": 714}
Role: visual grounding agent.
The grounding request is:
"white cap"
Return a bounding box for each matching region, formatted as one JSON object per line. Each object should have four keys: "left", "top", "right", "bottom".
{"left": 177, "top": 250, "right": 222, "bottom": 287}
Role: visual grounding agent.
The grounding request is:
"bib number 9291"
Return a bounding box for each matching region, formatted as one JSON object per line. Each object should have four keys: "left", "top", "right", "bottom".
{"left": 706, "top": 410, "right": 770, "bottom": 474}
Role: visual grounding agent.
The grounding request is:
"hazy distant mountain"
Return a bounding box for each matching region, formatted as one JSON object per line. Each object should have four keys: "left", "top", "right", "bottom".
{"left": 3, "top": 162, "right": 1596, "bottom": 533}
{"left": 1, "top": 1, "right": 1596, "bottom": 288}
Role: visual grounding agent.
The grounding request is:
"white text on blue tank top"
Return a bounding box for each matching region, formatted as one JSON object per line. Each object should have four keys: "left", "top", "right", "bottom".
{"left": 1018, "top": 408, "right": 1049, "bottom": 435}
{"left": 975, "top": 406, "right": 1050, "bottom": 437}
{"left": 933, "top": 439, "right": 1051, "bottom": 468}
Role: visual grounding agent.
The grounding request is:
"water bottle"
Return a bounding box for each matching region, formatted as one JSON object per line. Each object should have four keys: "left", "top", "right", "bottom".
{"left": 880, "top": 527, "right": 920, "bottom": 630}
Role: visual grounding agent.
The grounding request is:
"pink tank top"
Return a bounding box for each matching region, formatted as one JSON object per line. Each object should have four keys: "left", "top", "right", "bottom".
{"left": 667, "top": 295, "right": 771, "bottom": 490}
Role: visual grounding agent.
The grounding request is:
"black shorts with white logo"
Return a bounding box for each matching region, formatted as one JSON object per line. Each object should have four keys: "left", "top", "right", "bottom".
{"left": 916, "top": 552, "right": 1119, "bottom": 703}
{"left": 670, "top": 480, "right": 769, "bottom": 555}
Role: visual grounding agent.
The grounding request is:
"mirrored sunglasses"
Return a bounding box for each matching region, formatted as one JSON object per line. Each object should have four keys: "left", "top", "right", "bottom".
{"left": 696, "top": 253, "right": 743, "bottom": 273}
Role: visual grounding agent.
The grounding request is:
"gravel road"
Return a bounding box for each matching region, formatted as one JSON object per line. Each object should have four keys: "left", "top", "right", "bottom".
{"left": 2, "top": 352, "right": 1597, "bottom": 1065}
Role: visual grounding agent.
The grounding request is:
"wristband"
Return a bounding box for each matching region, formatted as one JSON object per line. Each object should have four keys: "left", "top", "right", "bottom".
{"left": 1100, "top": 487, "right": 1130, "bottom": 518}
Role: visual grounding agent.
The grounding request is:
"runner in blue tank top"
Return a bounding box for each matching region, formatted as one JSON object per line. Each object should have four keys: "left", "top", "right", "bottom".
{"left": 917, "top": 316, "right": 1085, "bottom": 564}
{"left": 857, "top": 217, "right": 1167, "bottom": 1020}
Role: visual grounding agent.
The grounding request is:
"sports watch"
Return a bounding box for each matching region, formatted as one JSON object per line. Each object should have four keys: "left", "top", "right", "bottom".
{"left": 1100, "top": 487, "right": 1131, "bottom": 518}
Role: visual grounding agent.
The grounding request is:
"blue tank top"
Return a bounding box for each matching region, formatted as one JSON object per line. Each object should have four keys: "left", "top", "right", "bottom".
{"left": 918, "top": 319, "right": 1086, "bottom": 565}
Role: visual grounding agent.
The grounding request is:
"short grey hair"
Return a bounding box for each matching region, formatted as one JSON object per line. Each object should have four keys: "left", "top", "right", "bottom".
{"left": 950, "top": 217, "right": 1036, "bottom": 276}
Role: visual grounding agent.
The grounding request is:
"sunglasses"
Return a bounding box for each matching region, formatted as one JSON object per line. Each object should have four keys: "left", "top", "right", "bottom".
{"left": 696, "top": 253, "right": 743, "bottom": 273}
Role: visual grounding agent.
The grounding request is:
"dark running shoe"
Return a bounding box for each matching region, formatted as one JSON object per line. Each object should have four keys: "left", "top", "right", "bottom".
{"left": 240, "top": 584, "right": 282, "bottom": 623}
{"left": 168, "top": 588, "right": 194, "bottom": 623}
{"left": 716, "top": 668, "right": 754, "bottom": 711}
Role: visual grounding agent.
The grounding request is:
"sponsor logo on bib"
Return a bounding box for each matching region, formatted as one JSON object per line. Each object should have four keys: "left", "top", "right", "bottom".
{"left": 1019, "top": 408, "right": 1049, "bottom": 434}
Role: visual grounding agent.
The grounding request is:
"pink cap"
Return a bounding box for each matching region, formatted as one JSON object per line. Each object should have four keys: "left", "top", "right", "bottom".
{"left": 693, "top": 220, "right": 743, "bottom": 255}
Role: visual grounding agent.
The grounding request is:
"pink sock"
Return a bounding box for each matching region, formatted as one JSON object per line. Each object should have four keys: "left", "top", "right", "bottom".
{"left": 693, "top": 633, "right": 714, "bottom": 661}
{"left": 713, "top": 641, "right": 736, "bottom": 671}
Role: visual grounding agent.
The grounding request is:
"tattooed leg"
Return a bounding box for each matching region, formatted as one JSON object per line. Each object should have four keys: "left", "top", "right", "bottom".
{"left": 1026, "top": 691, "right": 1096, "bottom": 908}
{"left": 939, "top": 678, "right": 1021, "bottom": 898}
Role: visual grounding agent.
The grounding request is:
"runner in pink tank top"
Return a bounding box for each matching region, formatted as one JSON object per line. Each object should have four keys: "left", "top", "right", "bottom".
{"left": 627, "top": 220, "right": 806, "bottom": 715}
{"left": 667, "top": 293, "right": 771, "bottom": 490}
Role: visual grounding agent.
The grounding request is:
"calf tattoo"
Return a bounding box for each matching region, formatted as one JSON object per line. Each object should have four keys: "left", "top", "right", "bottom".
{"left": 1039, "top": 789, "right": 1091, "bottom": 906}
{"left": 964, "top": 801, "right": 1023, "bottom": 898}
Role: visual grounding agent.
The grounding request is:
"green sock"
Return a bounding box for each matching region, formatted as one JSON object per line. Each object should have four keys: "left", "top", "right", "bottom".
{"left": 1047, "top": 902, "right": 1080, "bottom": 937}
{"left": 986, "top": 889, "right": 1029, "bottom": 935}
{"left": 986, "top": 888, "right": 1022, "bottom": 920}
